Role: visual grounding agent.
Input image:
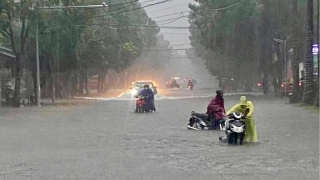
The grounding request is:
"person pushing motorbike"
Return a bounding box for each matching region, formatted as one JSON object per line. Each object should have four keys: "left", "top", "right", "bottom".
{"left": 226, "top": 96, "right": 258, "bottom": 143}
{"left": 139, "top": 84, "right": 156, "bottom": 112}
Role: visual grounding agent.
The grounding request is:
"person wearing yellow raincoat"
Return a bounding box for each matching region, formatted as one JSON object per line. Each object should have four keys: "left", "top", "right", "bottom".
{"left": 226, "top": 96, "right": 258, "bottom": 143}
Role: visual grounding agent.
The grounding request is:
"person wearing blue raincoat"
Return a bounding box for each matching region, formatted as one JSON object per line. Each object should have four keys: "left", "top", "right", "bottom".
{"left": 139, "top": 84, "right": 156, "bottom": 112}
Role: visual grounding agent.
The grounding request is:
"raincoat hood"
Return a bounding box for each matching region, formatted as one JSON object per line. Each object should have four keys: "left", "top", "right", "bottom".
{"left": 240, "top": 96, "right": 247, "bottom": 105}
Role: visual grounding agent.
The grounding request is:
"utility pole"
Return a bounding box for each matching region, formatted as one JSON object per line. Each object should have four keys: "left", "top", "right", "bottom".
{"left": 273, "top": 38, "right": 287, "bottom": 99}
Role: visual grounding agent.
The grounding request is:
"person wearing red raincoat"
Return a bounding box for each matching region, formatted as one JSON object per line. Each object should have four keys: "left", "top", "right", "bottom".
{"left": 206, "top": 90, "right": 226, "bottom": 129}
{"left": 187, "top": 79, "right": 194, "bottom": 89}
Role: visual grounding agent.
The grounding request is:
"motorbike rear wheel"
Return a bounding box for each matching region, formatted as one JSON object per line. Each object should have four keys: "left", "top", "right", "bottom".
{"left": 137, "top": 106, "right": 144, "bottom": 113}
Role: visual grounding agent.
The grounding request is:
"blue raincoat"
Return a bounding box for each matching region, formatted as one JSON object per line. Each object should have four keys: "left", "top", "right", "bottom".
{"left": 139, "top": 88, "right": 156, "bottom": 112}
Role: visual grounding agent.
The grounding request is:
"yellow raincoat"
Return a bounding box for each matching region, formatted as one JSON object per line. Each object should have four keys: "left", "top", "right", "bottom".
{"left": 226, "top": 96, "right": 258, "bottom": 143}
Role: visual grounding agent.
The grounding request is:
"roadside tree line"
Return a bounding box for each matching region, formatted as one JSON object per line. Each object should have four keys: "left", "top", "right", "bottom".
{"left": 188, "top": 0, "right": 319, "bottom": 106}
{"left": 0, "top": 0, "right": 172, "bottom": 107}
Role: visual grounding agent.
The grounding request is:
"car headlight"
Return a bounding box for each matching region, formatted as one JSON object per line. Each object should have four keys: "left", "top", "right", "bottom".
{"left": 131, "top": 89, "right": 138, "bottom": 96}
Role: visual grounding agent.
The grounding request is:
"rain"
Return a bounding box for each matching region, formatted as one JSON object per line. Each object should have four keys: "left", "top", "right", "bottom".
{"left": 0, "top": 0, "right": 319, "bottom": 179}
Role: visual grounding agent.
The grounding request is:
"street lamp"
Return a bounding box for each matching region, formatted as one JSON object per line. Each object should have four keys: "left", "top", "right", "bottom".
{"left": 273, "top": 38, "right": 287, "bottom": 98}
{"left": 35, "top": 3, "right": 108, "bottom": 107}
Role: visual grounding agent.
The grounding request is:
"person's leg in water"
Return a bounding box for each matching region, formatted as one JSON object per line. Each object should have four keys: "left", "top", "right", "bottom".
{"left": 244, "top": 118, "right": 258, "bottom": 143}
{"left": 210, "top": 119, "right": 222, "bottom": 130}
{"left": 152, "top": 100, "right": 156, "bottom": 111}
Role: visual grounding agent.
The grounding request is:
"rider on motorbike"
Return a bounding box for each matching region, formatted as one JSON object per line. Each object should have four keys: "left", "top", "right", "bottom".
{"left": 187, "top": 79, "right": 194, "bottom": 89}
{"left": 139, "top": 84, "right": 156, "bottom": 112}
{"left": 226, "top": 96, "right": 257, "bottom": 143}
{"left": 206, "top": 90, "right": 226, "bottom": 130}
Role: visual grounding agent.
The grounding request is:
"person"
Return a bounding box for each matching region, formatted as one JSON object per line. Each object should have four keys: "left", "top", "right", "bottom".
{"left": 187, "top": 79, "right": 194, "bottom": 89}
{"left": 226, "top": 96, "right": 258, "bottom": 143}
{"left": 191, "top": 78, "right": 197, "bottom": 84}
{"left": 139, "top": 84, "right": 156, "bottom": 112}
{"left": 206, "top": 90, "right": 226, "bottom": 130}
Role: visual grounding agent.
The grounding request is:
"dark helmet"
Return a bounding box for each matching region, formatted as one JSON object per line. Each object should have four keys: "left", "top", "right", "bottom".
{"left": 216, "top": 90, "right": 223, "bottom": 96}
{"left": 144, "top": 84, "right": 149, "bottom": 88}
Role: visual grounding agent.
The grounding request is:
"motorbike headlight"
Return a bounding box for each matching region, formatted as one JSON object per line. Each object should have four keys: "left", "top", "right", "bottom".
{"left": 230, "top": 124, "right": 244, "bottom": 133}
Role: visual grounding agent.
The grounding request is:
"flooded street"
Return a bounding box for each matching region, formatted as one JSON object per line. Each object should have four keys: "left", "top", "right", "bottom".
{"left": 0, "top": 0, "right": 319, "bottom": 179}
{"left": 0, "top": 91, "right": 318, "bottom": 180}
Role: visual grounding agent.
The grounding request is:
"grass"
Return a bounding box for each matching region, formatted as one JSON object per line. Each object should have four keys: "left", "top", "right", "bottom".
{"left": 295, "top": 103, "right": 320, "bottom": 113}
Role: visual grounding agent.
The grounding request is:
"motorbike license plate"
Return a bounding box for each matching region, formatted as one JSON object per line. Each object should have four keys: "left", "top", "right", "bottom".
{"left": 288, "top": 93, "right": 293, "bottom": 95}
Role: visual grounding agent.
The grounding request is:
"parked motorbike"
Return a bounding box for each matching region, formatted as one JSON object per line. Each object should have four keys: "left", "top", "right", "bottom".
{"left": 219, "top": 112, "right": 246, "bottom": 145}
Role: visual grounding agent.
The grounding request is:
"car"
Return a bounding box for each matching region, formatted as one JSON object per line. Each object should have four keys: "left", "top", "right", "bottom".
{"left": 280, "top": 82, "right": 293, "bottom": 96}
{"left": 130, "top": 81, "right": 158, "bottom": 97}
{"left": 165, "top": 79, "right": 180, "bottom": 88}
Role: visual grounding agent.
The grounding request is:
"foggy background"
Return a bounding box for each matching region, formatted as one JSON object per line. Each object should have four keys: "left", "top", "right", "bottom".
{"left": 140, "top": 0, "right": 216, "bottom": 89}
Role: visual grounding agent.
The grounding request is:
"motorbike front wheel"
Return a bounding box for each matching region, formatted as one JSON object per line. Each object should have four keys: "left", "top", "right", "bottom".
{"left": 227, "top": 133, "right": 244, "bottom": 145}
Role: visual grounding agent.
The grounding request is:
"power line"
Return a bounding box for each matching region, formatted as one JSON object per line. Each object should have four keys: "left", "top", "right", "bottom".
{"left": 155, "top": 15, "right": 187, "bottom": 23}
{"left": 90, "top": 0, "right": 170, "bottom": 19}
{"left": 208, "top": 0, "right": 244, "bottom": 11}
{"left": 74, "top": 23, "right": 196, "bottom": 29}
{"left": 161, "top": 32, "right": 190, "bottom": 35}
{"left": 111, "top": 0, "right": 140, "bottom": 7}
{"left": 64, "top": 1, "right": 245, "bottom": 31}
{"left": 143, "top": 48, "right": 194, "bottom": 51}
{"left": 146, "top": 2, "right": 189, "bottom": 13}
{"left": 151, "top": 10, "right": 190, "bottom": 19}
{"left": 157, "top": 17, "right": 184, "bottom": 25}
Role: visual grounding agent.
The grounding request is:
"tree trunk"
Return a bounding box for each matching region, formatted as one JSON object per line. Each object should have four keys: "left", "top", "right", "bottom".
{"left": 79, "top": 69, "right": 84, "bottom": 95}
{"left": 52, "top": 74, "right": 55, "bottom": 103}
{"left": 97, "top": 70, "right": 101, "bottom": 93}
{"left": 13, "top": 53, "right": 21, "bottom": 107}
{"left": 85, "top": 69, "right": 89, "bottom": 95}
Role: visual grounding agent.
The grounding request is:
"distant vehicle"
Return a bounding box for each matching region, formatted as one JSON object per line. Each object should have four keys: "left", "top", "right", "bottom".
{"left": 280, "top": 82, "right": 293, "bottom": 96}
{"left": 130, "top": 81, "right": 158, "bottom": 97}
{"left": 165, "top": 79, "right": 180, "bottom": 88}
{"left": 280, "top": 80, "right": 304, "bottom": 97}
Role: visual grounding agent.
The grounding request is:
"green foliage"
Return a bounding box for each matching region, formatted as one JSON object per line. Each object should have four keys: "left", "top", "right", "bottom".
{"left": 0, "top": 0, "right": 169, "bottom": 98}
{"left": 123, "top": 42, "right": 140, "bottom": 57}
{"left": 188, "top": 0, "right": 260, "bottom": 83}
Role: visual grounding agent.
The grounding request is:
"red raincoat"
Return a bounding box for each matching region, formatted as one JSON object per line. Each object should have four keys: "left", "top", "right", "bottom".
{"left": 206, "top": 95, "right": 225, "bottom": 120}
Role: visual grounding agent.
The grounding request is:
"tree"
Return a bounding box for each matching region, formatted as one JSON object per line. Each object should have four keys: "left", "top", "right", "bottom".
{"left": 188, "top": 0, "right": 260, "bottom": 91}
{"left": 0, "top": 0, "right": 34, "bottom": 107}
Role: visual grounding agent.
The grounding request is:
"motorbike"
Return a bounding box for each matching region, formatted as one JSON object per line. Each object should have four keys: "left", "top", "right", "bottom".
{"left": 187, "top": 111, "right": 225, "bottom": 130}
{"left": 219, "top": 112, "right": 246, "bottom": 145}
{"left": 187, "top": 111, "right": 212, "bottom": 130}
{"left": 187, "top": 81, "right": 194, "bottom": 90}
{"left": 134, "top": 96, "right": 146, "bottom": 113}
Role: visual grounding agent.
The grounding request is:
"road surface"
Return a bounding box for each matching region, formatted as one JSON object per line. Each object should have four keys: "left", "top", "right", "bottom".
{"left": 0, "top": 89, "right": 318, "bottom": 180}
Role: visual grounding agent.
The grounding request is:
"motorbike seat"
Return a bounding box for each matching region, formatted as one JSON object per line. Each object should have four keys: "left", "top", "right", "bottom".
{"left": 191, "top": 112, "right": 208, "bottom": 120}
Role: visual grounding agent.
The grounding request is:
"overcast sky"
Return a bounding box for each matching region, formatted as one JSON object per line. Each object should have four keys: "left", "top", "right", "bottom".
{"left": 140, "top": 0, "right": 196, "bottom": 50}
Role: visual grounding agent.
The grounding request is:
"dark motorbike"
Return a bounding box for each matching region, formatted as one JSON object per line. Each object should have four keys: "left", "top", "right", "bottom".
{"left": 187, "top": 111, "right": 212, "bottom": 130}
{"left": 219, "top": 112, "right": 246, "bottom": 145}
{"left": 187, "top": 111, "right": 223, "bottom": 130}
